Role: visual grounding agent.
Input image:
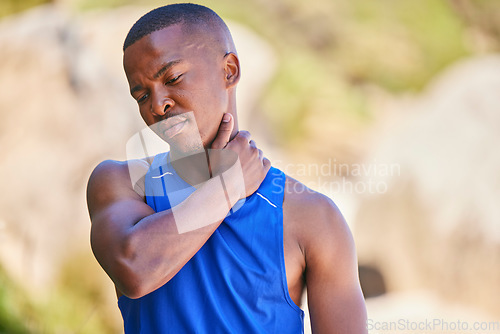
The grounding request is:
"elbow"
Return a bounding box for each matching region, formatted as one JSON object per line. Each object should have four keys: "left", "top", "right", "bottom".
{"left": 115, "top": 257, "right": 177, "bottom": 299}
{"left": 92, "top": 228, "right": 171, "bottom": 299}
{"left": 114, "top": 234, "right": 171, "bottom": 299}
{"left": 118, "top": 276, "right": 168, "bottom": 299}
{"left": 90, "top": 215, "right": 163, "bottom": 299}
{"left": 112, "top": 258, "right": 153, "bottom": 299}
{"left": 113, "top": 240, "right": 151, "bottom": 299}
{"left": 115, "top": 261, "right": 178, "bottom": 299}
{"left": 118, "top": 279, "right": 149, "bottom": 299}
{"left": 92, "top": 233, "right": 151, "bottom": 299}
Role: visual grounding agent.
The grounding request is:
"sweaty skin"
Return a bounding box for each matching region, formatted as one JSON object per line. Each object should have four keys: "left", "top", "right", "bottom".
{"left": 87, "top": 23, "right": 367, "bottom": 334}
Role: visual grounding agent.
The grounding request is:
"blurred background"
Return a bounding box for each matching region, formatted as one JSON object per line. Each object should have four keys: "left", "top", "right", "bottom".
{"left": 0, "top": 0, "right": 499, "bottom": 333}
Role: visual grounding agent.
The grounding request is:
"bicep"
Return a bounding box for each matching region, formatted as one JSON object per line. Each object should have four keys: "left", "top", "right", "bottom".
{"left": 90, "top": 199, "right": 153, "bottom": 256}
{"left": 305, "top": 201, "right": 367, "bottom": 334}
{"left": 87, "top": 161, "right": 153, "bottom": 276}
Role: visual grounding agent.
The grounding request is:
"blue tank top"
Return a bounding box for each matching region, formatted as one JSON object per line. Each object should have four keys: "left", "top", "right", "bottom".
{"left": 118, "top": 152, "right": 304, "bottom": 333}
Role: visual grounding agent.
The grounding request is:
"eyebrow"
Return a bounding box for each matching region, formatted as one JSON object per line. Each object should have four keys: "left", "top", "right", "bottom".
{"left": 130, "top": 59, "right": 183, "bottom": 95}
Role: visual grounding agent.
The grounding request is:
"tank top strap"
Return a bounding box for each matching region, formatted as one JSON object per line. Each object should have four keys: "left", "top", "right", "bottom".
{"left": 149, "top": 151, "right": 169, "bottom": 170}
{"left": 255, "top": 167, "right": 286, "bottom": 209}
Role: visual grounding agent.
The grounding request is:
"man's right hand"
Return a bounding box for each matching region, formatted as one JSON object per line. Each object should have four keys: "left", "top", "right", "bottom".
{"left": 210, "top": 113, "right": 271, "bottom": 198}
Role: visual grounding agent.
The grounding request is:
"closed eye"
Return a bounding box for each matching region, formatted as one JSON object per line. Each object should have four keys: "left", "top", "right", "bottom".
{"left": 165, "top": 74, "right": 182, "bottom": 85}
{"left": 137, "top": 93, "right": 149, "bottom": 103}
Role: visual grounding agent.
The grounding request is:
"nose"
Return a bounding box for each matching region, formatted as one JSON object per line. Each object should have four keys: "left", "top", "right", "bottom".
{"left": 151, "top": 95, "right": 175, "bottom": 118}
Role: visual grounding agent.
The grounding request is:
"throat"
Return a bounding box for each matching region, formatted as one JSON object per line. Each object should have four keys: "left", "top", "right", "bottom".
{"left": 169, "top": 149, "right": 212, "bottom": 186}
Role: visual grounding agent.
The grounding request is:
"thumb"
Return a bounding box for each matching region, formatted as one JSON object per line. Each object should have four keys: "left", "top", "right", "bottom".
{"left": 211, "top": 113, "right": 234, "bottom": 149}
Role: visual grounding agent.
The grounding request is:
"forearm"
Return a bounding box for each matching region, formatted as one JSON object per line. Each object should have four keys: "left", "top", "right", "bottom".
{"left": 118, "top": 165, "right": 243, "bottom": 298}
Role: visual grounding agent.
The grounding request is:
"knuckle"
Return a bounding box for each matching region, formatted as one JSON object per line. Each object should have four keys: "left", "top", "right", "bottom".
{"left": 239, "top": 130, "right": 251, "bottom": 139}
{"left": 235, "top": 136, "right": 247, "bottom": 145}
{"left": 251, "top": 146, "right": 258, "bottom": 158}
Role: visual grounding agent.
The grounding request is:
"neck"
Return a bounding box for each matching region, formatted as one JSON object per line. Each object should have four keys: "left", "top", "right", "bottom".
{"left": 169, "top": 149, "right": 210, "bottom": 186}
{"left": 170, "top": 102, "right": 240, "bottom": 185}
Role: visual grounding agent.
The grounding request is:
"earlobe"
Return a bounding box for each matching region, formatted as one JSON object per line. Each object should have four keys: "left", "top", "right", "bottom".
{"left": 224, "top": 52, "right": 240, "bottom": 88}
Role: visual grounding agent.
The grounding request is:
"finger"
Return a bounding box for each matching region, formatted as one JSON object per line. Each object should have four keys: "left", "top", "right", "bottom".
{"left": 236, "top": 130, "right": 251, "bottom": 142}
{"left": 249, "top": 139, "right": 257, "bottom": 149}
{"left": 227, "top": 130, "right": 251, "bottom": 149}
{"left": 211, "top": 113, "right": 234, "bottom": 149}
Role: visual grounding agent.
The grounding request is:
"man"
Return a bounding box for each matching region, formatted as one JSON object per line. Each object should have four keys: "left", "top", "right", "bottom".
{"left": 87, "top": 4, "right": 367, "bottom": 333}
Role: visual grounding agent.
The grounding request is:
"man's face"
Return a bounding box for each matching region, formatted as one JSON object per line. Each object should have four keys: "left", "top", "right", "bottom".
{"left": 123, "top": 24, "right": 230, "bottom": 154}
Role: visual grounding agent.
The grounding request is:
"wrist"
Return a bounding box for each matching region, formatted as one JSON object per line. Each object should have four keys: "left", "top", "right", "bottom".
{"left": 221, "top": 157, "right": 245, "bottom": 205}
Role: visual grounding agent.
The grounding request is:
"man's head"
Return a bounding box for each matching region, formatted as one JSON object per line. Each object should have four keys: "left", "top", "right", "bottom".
{"left": 123, "top": 4, "right": 240, "bottom": 155}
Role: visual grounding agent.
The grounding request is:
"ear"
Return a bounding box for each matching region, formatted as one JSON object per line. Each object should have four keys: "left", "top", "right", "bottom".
{"left": 223, "top": 52, "right": 240, "bottom": 89}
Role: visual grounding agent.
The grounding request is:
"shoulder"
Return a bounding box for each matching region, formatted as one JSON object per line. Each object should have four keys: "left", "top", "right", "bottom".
{"left": 282, "top": 174, "right": 353, "bottom": 259}
{"left": 283, "top": 175, "right": 345, "bottom": 230}
{"left": 89, "top": 159, "right": 129, "bottom": 181}
{"left": 88, "top": 159, "right": 139, "bottom": 194}
{"left": 87, "top": 158, "right": 151, "bottom": 214}
{"left": 89, "top": 158, "right": 150, "bottom": 182}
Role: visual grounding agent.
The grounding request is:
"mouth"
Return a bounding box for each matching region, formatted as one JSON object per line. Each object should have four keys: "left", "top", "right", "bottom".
{"left": 159, "top": 114, "right": 188, "bottom": 139}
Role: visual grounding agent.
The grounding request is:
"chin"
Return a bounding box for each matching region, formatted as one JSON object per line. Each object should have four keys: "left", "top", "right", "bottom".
{"left": 168, "top": 136, "right": 204, "bottom": 156}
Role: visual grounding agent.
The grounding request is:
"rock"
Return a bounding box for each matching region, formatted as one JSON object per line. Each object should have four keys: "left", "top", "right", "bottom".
{"left": 354, "top": 55, "right": 500, "bottom": 316}
{"left": 0, "top": 4, "right": 147, "bottom": 294}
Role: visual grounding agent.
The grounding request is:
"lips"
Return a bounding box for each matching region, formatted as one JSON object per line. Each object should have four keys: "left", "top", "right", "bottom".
{"left": 163, "top": 120, "right": 187, "bottom": 138}
{"left": 159, "top": 114, "right": 188, "bottom": 139}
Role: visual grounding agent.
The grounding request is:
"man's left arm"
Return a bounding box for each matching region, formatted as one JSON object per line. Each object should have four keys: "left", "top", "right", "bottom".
{"left": 305, "top": 195, "right": 367, "bottom": 333}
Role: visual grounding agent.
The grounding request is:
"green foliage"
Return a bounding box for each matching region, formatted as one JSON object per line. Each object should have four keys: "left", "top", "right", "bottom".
{"left": 338, "top": 0, "right": 468, "bottom": 91}
{"left": 174, "top": 0, "right": 470, "bottom": 144}
{"left": 0, "top": 0, "right": 52, "bottom": 18}
{"left": 0, "top": 268, "right": 30, "bottom": 334}
{"left": 0, "top": 255, "right": 119, "bottom": 334}
{"left": 25, "top": 252, "right": 120, "bottom": 334}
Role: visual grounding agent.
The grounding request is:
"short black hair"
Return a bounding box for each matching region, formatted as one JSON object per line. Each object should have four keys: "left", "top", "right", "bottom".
{"left": 123, "top": 3, "right": 227, "bottom": 51}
